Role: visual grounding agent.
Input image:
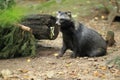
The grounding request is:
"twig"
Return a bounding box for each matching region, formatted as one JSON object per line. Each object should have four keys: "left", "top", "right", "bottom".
{"left": 16, "top": 24, "right": 32, "bottom": 32}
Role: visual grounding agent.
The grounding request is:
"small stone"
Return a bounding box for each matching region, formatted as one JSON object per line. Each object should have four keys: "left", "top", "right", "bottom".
{"left": 94, "top": 17, "right": 98, "bottom": 20}
{"left": 79, "top": 58, "right": 83, "bottom": 60}
{"left": 83, "top": 57, "right": 88, "bottom": 59}
{"left": 88, "top": 58, "right": 95, "bottom": 61}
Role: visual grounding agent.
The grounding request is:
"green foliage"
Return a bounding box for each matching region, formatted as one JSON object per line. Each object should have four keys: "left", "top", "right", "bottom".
{"left": 0, "top": 0, "right": 15, "bottom": 10}
{"left": 0, "top": 1, "right": 36, "bottom": 59}
{"left": 0, "top": 26, "right": 36, "bottom": 59}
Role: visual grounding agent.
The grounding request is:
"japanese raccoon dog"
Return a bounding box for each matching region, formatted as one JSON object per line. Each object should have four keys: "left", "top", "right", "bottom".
{"left": 56, "top": 11, "right": 107, "bottom": 58}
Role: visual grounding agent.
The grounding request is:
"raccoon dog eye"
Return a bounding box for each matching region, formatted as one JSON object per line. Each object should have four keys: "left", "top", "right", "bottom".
{"left": 57, "top": 11, "right": 61, "bottom": 14}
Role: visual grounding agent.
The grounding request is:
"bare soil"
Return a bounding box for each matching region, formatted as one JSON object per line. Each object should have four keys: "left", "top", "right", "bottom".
{"left": 0, "top": 18, "right": 120, "bottom": 80}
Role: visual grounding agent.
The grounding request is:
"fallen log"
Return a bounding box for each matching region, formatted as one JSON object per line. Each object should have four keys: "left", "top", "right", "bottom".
{"left": 21, "top": 14, "right": 59, "bottom": 40}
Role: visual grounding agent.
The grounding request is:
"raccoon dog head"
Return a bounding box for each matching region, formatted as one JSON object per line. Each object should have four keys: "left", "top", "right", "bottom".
{"left": 56, "top": 11, "right": 72, "bottom": 25}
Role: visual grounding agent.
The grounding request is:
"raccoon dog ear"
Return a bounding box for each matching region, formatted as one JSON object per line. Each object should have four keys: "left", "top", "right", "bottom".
{"left": 67, "top": 11, "right": 71, "bottom": 17}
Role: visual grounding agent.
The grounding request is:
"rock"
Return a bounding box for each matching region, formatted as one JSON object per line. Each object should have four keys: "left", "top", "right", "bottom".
{"left": 1, "top": 69, "right": 13, "bottom": 79}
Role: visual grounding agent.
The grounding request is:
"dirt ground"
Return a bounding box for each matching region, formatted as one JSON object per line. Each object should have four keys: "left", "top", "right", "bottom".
{"left": 0, "top": 17, "right": 120, "bottom": 80}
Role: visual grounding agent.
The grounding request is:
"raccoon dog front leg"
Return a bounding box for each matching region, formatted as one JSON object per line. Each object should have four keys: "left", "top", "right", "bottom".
{"left": 58, "top": 42, "right": 67, "bottom": 57}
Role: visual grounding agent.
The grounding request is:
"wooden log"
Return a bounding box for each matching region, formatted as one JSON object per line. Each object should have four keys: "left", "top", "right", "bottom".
{"left": 16, "top": 24, "right": 32, "bottom": 32}
{"left": 106, "top": 31, "right": 115, "bottom": 46}
{"left": 21, "top": 14, "right": 59, "bottom": 40}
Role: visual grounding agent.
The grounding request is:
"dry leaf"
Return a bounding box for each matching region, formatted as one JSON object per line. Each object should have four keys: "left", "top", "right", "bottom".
{"left": 83, "top": 69, "right": 89, "bottom": 74}
{"left": 100, "top": 74, "right": 106, "bottom": 79}
{"left": 53, "top": 53, "right": 59, "bottom": 57}
{"left": 99, "top": 66, "right": 107, "bottom": 70}
{"left": 112, "top": 69, "right": 120, "bottom": 77}
{"left": 27, "top": 59, "right": 31, "bottom": 62}
{"left": 65, "top": 63, "right": 72, "bottom": 67}
{"left": 57, "top": 71, "right": 64, "bottom": 75}
{"left": 18, "top": 69, "right": 29, "bottom": 73}
{"left": 101, "top": 16, "right": 105, "bottom": 19}
{"left": 23, "top": 75, "right": 30, "bottom": 79}
{"left": 93, "top": 71, "right": 100, "bottom": 77}
{"left": 69, "top": 71, "right": 77, "bottom": 78}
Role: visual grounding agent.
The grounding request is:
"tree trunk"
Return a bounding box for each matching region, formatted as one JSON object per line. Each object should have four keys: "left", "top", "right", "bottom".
{"left": 21, "top": 14, "right": 59, "bottom": 40}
